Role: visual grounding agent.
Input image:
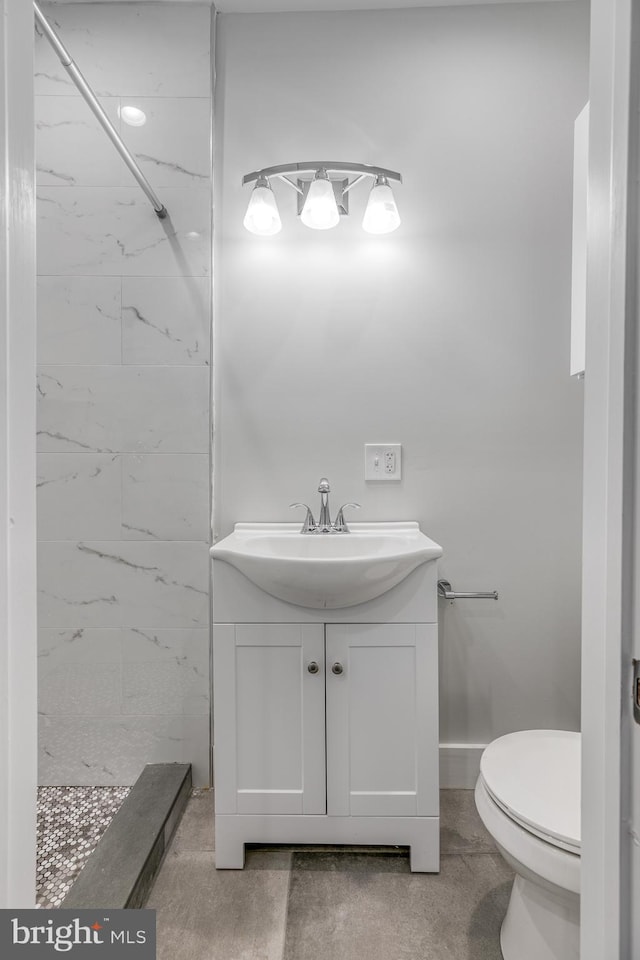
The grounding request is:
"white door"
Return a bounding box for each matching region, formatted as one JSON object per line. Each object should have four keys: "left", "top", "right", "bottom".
{"left": 213, "top": 623, "right": 326, "bottom": 815}
{"left": 325, "top": 623, "right": 439, "bottom": 818}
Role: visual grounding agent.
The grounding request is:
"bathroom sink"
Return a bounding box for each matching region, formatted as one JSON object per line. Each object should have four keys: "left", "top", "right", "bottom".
{"left": 210, "top": 522, "right": 442, "bottom": 609}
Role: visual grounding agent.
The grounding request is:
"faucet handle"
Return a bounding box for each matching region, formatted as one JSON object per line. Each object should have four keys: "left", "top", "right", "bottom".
{"left": 318, "top": 478, "right": 330, "bottom": 493}
{"left": 333, "top": 502, "right": 360, "bottom": 533}
{"left": 290, "top": 502, "right": 317, "bottom": 534}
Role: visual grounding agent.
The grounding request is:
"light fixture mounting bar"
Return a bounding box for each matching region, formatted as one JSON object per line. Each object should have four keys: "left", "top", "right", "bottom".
{"left": 342, "top": 174, "right": 368, "bottom": 196}
{"left": 242, "top": 161, "right": 402, "bottom": 186}
{"left": 275, "top": 174, "right": 304, "bottom": 195}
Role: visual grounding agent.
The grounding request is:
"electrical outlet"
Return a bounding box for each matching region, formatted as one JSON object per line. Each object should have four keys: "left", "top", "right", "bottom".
{"left": 365, "top": 444, "right": 402, "bottom": 481}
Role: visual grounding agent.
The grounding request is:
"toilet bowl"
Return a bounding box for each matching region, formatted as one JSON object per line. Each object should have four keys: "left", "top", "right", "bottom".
{"left": 474, "top": 729, "right": 580, "bottom": 960}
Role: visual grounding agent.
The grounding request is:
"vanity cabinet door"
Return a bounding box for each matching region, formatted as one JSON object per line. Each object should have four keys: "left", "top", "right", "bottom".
{"left": 325, "top": 623, "right": 438, "bottom": 818}
{"left": 213, "top": 623, "right": 326, "bottom": 816}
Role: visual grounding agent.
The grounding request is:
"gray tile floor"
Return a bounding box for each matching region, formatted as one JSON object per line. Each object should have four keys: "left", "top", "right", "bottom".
{"left": 147, "top": 790, "right": 513, "bottom": 960}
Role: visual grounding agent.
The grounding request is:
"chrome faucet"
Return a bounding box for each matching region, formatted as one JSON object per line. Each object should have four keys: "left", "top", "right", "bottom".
{"left": 317, "top": 477, "right": 332, "bottom": 532}
{"left": 333, "top": 502, "right": 360, "bottom": 533}
{"left": 289, "top": 502, "right": 316, "bottom": 533}
{"left": 290, "top": 479, "right": 360, "bottom": 534}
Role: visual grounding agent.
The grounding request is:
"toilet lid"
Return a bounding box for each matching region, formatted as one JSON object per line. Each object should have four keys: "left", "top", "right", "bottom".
{"left": 480, "top": 729, "right": 581, "bottom": 853}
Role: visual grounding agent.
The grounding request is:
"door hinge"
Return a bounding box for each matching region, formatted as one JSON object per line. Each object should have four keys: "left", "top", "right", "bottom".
{"left": 633, "top": 659, "right": 640, "bottom": 724}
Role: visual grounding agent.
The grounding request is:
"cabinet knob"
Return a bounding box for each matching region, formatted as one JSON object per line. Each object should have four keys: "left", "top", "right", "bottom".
{"left": 331, "top": 662, "right": 344, "bottom": 676}
{"left": 307, "top": 661, "right": 320, "bottom": 675}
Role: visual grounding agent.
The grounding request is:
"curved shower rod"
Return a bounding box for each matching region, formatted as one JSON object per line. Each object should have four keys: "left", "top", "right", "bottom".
{"left": 33, "top": 1, "right": 167, "bottom": 219}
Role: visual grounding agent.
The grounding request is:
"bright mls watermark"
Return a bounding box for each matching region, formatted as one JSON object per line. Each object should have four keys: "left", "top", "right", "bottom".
{"left": 0, "top": 910, "right": 156, "bottom": 958}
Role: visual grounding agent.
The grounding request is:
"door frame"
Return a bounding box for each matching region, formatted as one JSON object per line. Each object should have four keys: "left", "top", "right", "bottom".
{"left": 581, "top": 0, "right": 637, "bottom": 956}
{"left": 0, "top": 0, "right": 38, "bottom": 908}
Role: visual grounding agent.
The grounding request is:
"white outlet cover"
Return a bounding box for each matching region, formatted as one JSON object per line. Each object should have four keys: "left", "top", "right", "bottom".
{"left": 364, "top": 444, "right": 402, "bottom": 481}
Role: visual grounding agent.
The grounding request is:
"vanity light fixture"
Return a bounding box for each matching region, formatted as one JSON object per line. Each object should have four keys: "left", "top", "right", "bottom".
{"left": 243, "top": 176, "right": 282, "bottom": 236}
{"left": 242, "top": 161, "right": 402, "bottom": 236}
{"left": 299, "top": 168, "right": 341, "bottom": 231}
{"left": 362, "top": 175, "right": 402, "bottom": 235}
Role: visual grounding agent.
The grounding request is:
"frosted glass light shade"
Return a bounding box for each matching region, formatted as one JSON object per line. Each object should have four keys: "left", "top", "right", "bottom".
{"left": 362, "top": 179, "right": 401, "bottom": 234}
{"left": 300, "top": 176, "right": 340, "bottom": 230}
{"left": 243, "top": 181, "right": 282, "bottom": 236}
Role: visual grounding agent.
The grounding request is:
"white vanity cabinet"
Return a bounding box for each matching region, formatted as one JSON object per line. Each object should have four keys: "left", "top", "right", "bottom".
{"left": 213, "top": 623, "right": 327, "bottom": 817}
{"left": 211, "top": 547, "right": 441, "bottom": 873}
{"left": 214, "top": 622, "right": 438, "bottom": 822}
{"left": 325, "top": 623, "right": 438, "bottom": 819}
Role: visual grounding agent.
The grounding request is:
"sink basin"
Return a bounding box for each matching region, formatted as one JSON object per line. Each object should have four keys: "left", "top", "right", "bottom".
{"left": 210, "top": 522, "right": 442, "bottom": 609}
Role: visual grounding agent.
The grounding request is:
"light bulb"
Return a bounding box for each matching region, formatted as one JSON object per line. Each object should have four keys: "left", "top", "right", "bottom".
{"left": 362, "top": 177, "right": 401, "bottom": 234}
{"left": 119, "top": 105, "right": 147, "bottom": 127}
{"left": 243, "top": 178, "right": 282, "bottom": 236}
{"left": 300, "top": 172, "right": 340, "bottom": 230}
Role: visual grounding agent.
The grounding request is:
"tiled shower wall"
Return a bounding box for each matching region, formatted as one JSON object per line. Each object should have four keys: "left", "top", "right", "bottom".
{"left": 35, "top": 2, "right": 212, "bottom": 786}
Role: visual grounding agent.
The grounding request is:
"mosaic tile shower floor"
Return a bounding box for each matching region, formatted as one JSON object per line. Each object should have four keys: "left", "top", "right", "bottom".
{"left": 36, "top": 786, "right": 130, "bottom": 908}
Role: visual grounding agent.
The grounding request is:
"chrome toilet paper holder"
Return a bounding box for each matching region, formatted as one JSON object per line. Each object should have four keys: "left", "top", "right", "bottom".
{"left": 437, "top": 579, "right": 498, "bottom": 601}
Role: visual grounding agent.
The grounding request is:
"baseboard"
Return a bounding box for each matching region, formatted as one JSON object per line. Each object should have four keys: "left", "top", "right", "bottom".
{"left": 439, "top": 743, "right": 486, "bottom": 789}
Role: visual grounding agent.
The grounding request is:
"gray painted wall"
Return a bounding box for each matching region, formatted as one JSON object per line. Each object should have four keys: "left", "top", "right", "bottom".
{"left": 214, "top": 2, "right": 589, "bottom": 747}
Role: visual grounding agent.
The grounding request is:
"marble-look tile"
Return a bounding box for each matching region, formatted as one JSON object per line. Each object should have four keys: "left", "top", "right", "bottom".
{"left": 283, "top": 851, "right": 513, "bottom": 960}
{"left": 122, "top": 277, "right": 210, "bottom": 365}
{"left": 34, "top": 1, "right": 213, "bottom": 791}
{"left": 37, "top": 366, "right": 121, "bottom": 454}
{"left": 37, "top": 277, "right": 121, "bottom": 365}
{"left": 121, "top": 628, "right": 209, "bottom": 716}
{"left": 148, "top": 850, "right": 291, "bottom": 960}
{"left": 39, "top": 627, "right": 123, "bottom": 664}
{"left": 39, "top": 662, "right": 122, "bottom": 717}
{"left": 122, "top": 626, "right": 209, "bottom": 663}
{"left": 37, "top": 187, "right": 211, "bottom": 277}
{"left": 38, "top": 540, "right": 210, "bottom": 629}
{"left": 121, "top": 454, "right": 209, "bottom": 541}
{"left": 120, "top": 99, "right": 211, "bottom": 188}
{"left": 118, "top": 368, "right": 210, "bottom": 454}
{"left": 35, "top": 3, "right": 212, "bottom": 99}
{"left": 37, "top": 452, "right": 121, "bottom": 540}
{"left": 36, "top": 96, "right": 126, "bottom": 187}
{"left": 37, "top": 366, "right": 209, "bottom": 455}
{"left": 38, "top": 626, "right": 122, "bottom": 711}
{"left": 39, "top": 715, "right": 210, "bottom": 787}
{"left": 38, "top": 627, "right": 123, "bottom": 717}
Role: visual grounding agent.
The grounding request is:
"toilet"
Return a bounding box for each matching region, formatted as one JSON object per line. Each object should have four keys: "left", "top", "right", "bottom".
{"left": 474, "top": 729, "right": 580, "bottom": 960}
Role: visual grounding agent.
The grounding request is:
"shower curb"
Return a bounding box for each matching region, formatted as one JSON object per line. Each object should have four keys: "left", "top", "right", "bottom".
{"left": 62, "top": 763, "right": 192, "bottom": 909}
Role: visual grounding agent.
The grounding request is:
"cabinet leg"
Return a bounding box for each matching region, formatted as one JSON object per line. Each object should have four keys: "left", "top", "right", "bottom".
{"left": 409, "top": 844, "right": 439, "bottom": 873}
{"left": 214, "top": 827, "right": 246, "bottom": 869}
